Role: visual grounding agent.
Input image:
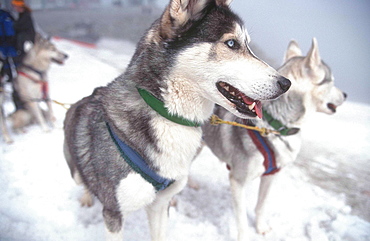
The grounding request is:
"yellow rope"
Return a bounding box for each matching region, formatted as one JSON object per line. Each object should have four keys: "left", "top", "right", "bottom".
{"left": 52, "top": 99, "right": 72, "bottom": 110}
{"left": 4, "top": 94, "right": 277, "bottom": 136}
{"left": 210, "top": 115, "right": 280, "bottom": 136}
{"left": 0, "top": 85, "right": 72, "bottom": 109}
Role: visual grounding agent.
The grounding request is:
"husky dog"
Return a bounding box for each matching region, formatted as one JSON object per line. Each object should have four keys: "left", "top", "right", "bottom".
{"left": 202, "top": 38, "right": 346, "bottom": 240}
{"left": 12, "top": 34, "right": 68, "bottom": 132}
{"left": 63, "top": 0, "right": 291, "bottom": 240}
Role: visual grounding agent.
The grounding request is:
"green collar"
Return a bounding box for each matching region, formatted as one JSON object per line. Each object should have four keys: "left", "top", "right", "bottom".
{"left": 137, "top": 87, "right": 201, "bottom": 127}
{"left": 262, "top": 110, "right": 300, "bottom": 136}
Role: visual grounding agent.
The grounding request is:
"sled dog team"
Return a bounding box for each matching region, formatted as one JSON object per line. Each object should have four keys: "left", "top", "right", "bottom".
{"left": 3, "top": 0, "right": 346, "bottom": 240}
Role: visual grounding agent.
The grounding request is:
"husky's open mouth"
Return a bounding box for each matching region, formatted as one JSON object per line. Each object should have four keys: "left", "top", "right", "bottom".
{"left": 327, "top": 103, "right": 337, "bottom": 113}
{"left": 216, "top": 81, "right": 263, "bottom": 118}
{"left": 52, "top": 58, "right": 65, "bottom": 65}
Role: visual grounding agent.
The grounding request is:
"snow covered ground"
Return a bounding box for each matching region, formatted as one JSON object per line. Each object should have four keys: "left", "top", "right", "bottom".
{"left": 1, "top": 38, "right": 369, "bottom": 241}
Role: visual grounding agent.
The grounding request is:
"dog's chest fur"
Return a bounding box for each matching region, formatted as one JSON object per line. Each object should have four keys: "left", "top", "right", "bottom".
{"left": 150, "top": 116, "right": 202, "bottom": 178}
{"left": 102, "top": 80, "right": 203, "bottom": 180}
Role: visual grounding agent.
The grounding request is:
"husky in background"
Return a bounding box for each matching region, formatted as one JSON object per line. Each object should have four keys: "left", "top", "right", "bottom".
{"left": 63, "top": 0, "right": 291, "bottom": 240}
{"left": 202, "top": 38, "right": 346, "bottom": 240}
{"left": 11, "top": 34, "right": 68, "bottom": 133}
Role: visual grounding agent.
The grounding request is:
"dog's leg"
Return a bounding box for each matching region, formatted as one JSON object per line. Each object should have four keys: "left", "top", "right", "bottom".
{"left": 26, "top": 101, "right": 50, "bottom": 131}
{"left": 255, "top": 174, "right": 275, "bottom": 234}
{"left": 0, "top": 105, "right": 13, "bottom": 144}
{"left": 63, "top": 142, "right": 95, "bottom": 207}
{"left": 79, "top": 187, "right": 94, "bottom": 207}
{"left": 103, "top": 207, "right": 124, "bottom": 241}
{"left": 230, "top": 173, "right": 248, "bottom": 241}
{"left": 73, "top": 173, "right": 94, "bottom": 207}
{"left": 146, "top": 198, "right": 170, "bottom": 241}
{"left": 146, "top": 177, "right": 188, "bottom": 241}
{"left": 45, "top": 100, "right": 56, "bottom": 126}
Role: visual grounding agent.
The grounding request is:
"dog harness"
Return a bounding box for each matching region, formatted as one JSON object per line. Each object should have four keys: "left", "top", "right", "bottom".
{"left": 106, "top": 123, "right": 174, "bottom": 192}
{"left": 243, "top": 111, "right": 300, "bottom": 175}
{"left": 17, "top": 65, "right": 49, "bottom": 101}
{"left": 105, "top": 88, "right": 202, "bottom": 192}
{"left": 262, "top": 110, "right": 300, "bottom": 136}
{"left": 137, "top": 87, "right": 202, "bottom": 127}
{"left": 244, "top": 122, "right": 279, "bottom": 176}
{"left": 21, "top": 64, "right": 45, "bottom": 79}
{"left": 211, "top": 109, "right": 300, "bottom": 175}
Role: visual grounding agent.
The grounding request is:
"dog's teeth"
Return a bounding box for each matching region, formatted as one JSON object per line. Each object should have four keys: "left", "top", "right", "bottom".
{"left": 224, "top": 85, "right": 230, "bottom": 91}
{"left": 230, "top": 91, "right": 235, "bottom": 96}
{"left": 248, "top": 102, "right": 256, "bottom": 110}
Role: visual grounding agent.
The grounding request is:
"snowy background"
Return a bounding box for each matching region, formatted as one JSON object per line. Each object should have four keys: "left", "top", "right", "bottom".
{"left": 1, "top": 37, "right": 370, "bottom": 241}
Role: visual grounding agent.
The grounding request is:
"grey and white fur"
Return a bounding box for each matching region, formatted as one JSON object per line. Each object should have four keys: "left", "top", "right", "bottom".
{"left": 12, "top": 34, "right": 68, "bottom": 132}
{"left": 63, "top": 0, "right": 291, "bottom": 240}
{"left": 1, "top": 34, "right": 67, "bottom": 143}
{"left": 202, "top": 38, "right": 346, "bottom": 241}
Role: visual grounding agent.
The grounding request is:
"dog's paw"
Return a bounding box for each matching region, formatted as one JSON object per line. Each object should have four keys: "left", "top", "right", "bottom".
{"left": 80, "top": 190, "right": 94, "bottom": 207}
{"left": 6, "top": 140, "right": 14, "bottom": 144}
{"left": 5, "top": 137, "right": 14, "bottom": 144}
{"left": 13, "top": 128, "right": 25, "bottom": 134}
{"left": 256, "top": 217, "right": 271, "bottom": 235}
{"left": 256, "top": 220, "right": 272, "bottom": 235}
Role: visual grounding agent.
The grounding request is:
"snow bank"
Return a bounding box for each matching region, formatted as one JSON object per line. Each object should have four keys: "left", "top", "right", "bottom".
{"left": 1, "top": 38, "right": 369, "bottom": 240}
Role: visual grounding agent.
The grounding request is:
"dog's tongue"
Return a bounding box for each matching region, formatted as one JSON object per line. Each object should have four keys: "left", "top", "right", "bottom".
{"left": 255, "top": 101, "right": 263, "bottom": 119}
{"left": 241, "top": 94, "right": 263, "bottom": 119}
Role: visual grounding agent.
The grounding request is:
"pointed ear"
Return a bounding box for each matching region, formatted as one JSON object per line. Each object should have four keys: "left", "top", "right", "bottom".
{"left": 216, "top": 0, "right": 233, "bottom": 6}
{"left": 305, "top": 37, "right": 321, "bottom": 69}
{"left": 160, "top": 0, "right": 210, "bottom": 40}
{"left": 284, "top": 40, "right": 302, "bottom": 62}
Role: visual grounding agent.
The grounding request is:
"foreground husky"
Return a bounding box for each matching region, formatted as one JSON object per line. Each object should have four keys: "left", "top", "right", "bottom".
{"left": 202, "top": 38, "right": 346, "bottom": 240}
{"left": 63, "top": 0, "right": 291, "bottom": 240}
{"left": 12, "top": 34, "right": 68, "bottom": 132}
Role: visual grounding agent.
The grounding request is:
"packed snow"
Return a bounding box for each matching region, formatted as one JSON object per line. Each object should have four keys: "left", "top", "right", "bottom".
{"left": 1, "top": 38, "right": 369, "bottom": 241}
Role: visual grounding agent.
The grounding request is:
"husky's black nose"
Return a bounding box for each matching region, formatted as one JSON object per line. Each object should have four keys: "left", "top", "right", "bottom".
{"left": 277, "top": 76, "right": 291, "bottom": 93}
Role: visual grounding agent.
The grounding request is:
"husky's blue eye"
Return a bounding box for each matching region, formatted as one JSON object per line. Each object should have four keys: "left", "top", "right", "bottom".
{"left": 225, "top": 39, "right": 238, "bottom": 49}
{"left": 226, "top": 40, "right": 234, "bottom": 48}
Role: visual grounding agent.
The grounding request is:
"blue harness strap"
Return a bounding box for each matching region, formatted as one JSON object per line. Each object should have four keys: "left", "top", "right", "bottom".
{"left": 106, "top": 123, "right": 174, "bottom": 192}
{"left": 247, "top": 129, "right": 280, "bottom": 175}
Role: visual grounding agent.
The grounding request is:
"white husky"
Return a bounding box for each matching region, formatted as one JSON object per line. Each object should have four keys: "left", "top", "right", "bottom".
{"left": 202, "top": 38, "right": 346, "bottom": 240}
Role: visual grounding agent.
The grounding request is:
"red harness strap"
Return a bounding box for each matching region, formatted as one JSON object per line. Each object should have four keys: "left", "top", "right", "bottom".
{"left": 225, "top": 127, "right": 280, "bottom": 175}
{"left": 247, "top": 129, "right": 280, "bottom": 176}
{"left": 41, "top": 81, "right": 49, "bottom": 100}
{"left": 17, "top": 71, "right": 49, "bottom": 100}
